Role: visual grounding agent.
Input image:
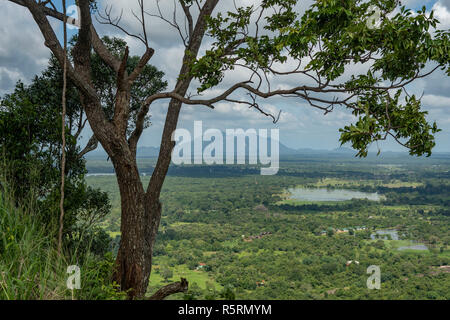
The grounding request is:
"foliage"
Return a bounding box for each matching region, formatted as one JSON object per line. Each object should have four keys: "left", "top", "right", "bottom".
{"left": 87, "top": 154, "right": 450, "bottom": 300}
{"left": 189, "top": 0, "right": 449, "bottom": 157}
{"left": 0, "top": 36, "right": 167, "bottom": 251}
{"left": 0, "top": 181, "right": 121, "bottom": 300}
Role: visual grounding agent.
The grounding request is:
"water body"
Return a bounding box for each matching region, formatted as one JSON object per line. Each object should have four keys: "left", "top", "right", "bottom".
{"left": 370, "top": 229, "right": 399, "bottom": 240}
{"left": 397, "top": 244, "right": 429, "bottom": 251}
{"left": 370, "top": 229, "right": 429, "bottom": 251}
{"left": 287, "top": 187, "right": 381, "bottom": 202}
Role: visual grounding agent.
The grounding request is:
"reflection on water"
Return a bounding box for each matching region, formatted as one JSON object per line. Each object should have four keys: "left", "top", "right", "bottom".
{"left": 370, "top": 229, "right": 429, "bottom": 251}
{"left": 86, "top": 173, "right": 115, "bottom": 177}
{"left": 288, "top": 187, "right": 381, "bottom": 202}
{"left": 370, "top": 229, "right": 399, "bottom": 240}
{"left": 397, "top": 244, "right": 429, "bottom": 251}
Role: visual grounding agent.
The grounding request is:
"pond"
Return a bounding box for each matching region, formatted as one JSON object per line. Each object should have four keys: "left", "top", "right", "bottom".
{"left": 370, "top": 229, "right": 399, "bottom": 240}
{"left": 397, "top": 244, "right": 429, "bottom": 251}
{"left": 287, "top": 187, "right": 381, "bottom": 202}
{"left": 370, "top": 229, "right": 429, "bottom": 251}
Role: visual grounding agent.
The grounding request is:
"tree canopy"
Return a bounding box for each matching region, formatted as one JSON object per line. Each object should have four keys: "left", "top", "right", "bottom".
{"left": 3, "top": 0, "right": 449, "bottom": 299}
{"left": 0, "top": 35, "right": 167, "bottom": 250}
{"left": 188, "top": 0, "right": 449, "bottom": 156}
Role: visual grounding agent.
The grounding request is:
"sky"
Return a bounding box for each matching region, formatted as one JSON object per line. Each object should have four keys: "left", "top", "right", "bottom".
{"left": 0, "top": 0, "right": 449, "bottom": 153}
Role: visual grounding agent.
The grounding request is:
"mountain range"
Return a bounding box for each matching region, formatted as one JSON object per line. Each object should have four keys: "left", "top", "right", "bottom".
{"left": 85, "top": 141, "right": 356, "bottom": 159}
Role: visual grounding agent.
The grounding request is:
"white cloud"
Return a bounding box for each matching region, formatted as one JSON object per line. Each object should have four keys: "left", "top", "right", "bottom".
{"left": 422, "top": 94, "right": 450, "bottom": 108}
{"left": 1, "top": 0, "right": 449, "bottom": 152}
{"left": 0, "top": 2, "right": 50, "bottom": 94}
{"left": 432, "top": 1, "right": 450, "bottom": 29}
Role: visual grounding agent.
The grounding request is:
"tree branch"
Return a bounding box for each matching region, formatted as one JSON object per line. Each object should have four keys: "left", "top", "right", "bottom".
{"left": 78, "top": 135, "right": 98, "bottom": 158}
{"left": 128, "top": 47, "right": 155, "bottom": 84}
{"left": 180, "top": 1, "right": 194, "bottom": 40}
{"left": 146, "top": 0, "right": 220, "bottom": 200}
{"left": 24, "top": 1, "right": 122, "bottom": 73}
{"left": 148, "top": 278, "right": 188, "bottom": 300}
{"left": 96, "top": 5, "right": 148, "bottom": 46}
{"left": 16, "top": 0, "right": 98, "bottom": 102}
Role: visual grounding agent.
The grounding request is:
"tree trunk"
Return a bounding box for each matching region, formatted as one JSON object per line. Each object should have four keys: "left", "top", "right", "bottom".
{"left": 111, "top": 101, "right": 184, "bottom": 299}
{"left": 14, "top": 0, "right": 219, "bottom": 300}
{"left": 111, "top": 52, "right": 205, "bottom": 300}
{"left": 109, "top": 0, "right": 219, "bottom": 299}
{"left": 112, "top": 157, "right": 161, "bottom": 299}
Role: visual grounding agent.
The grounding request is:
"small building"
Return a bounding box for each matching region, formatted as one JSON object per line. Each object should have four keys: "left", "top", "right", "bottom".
{"left": 345, "top": 260, "right": 360, "bottom": 266}
{"left": 196, "top": 263, "right": 207, "bottom": 270}
{"left": 256, "top": 280, "right": 266, "bottom": 287}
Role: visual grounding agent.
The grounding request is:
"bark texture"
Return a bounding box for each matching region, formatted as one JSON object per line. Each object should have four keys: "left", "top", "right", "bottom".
{"left": 12, "top": 0, "right": 218, "bottom": 299}
{"left": 148, "top": 278, "right": 189, "bottom": 300}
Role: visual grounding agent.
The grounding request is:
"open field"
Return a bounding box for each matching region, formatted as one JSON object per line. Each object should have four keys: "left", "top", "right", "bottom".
{"left": 85, "top": 155, "right": 450, "bottom": 299}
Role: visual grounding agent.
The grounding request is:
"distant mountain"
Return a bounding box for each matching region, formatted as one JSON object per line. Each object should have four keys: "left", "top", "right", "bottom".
{"left": 84, "top": 142, "right": 450, "bottom": 164}
{"left": 173, "top": 135, "right": 301, "bottom": 159}
{"left": 88, "top": 133, "right": 436, "bottom": 160}
{"left": 135, "top": 142, "right": 328, "bottom": 158}
{"left": 84, "top": 148, "right": 108, "bottom": 159}
{"left": 85, "top": 146, "right": 160, "bottom": 159}
{"left": 85, "top": 141, "right": 359, "bottom": 160}
{"left": 279, "top": 143, "right": 302, "bottom": 155}
{"left": 332, "top": 146, "right": 355, "bottom": 153}
{"left": 137, "top": 146, "right": 160, "bottom": 158}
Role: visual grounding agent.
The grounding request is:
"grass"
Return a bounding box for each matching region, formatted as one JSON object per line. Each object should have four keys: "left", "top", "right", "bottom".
{"left": 383, "top": 240, "right": 412, "bottom": 249}
{"left": 237, "top": 249, "right": 286, "bottom": 259}
{"left": 107, "top": 231, "right": 121, "bottom": 238}
{"left": 367, "top": 239, "right": 413, "bottom": 250}
{"left": 147, "top": 263, "right": 223, "bottom": 298}
{"left": 0, "top": 179, "right": 122, "bottom": 300}
{"left": 367, "top": 239, "right": 441, "bottom": 257}
{"left": 311, "top": 178, "right": 423, "bottom": 189}
{"left": 0, "top": 191, "right": 69, "bottom": 299}
{"left": 276, "top": 199, "right": 352, "bottom": 205}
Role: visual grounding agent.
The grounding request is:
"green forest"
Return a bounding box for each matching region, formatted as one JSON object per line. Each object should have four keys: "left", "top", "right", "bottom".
{"left": 2, "top": 147, "right": 450, "bottom": 299}
{"left": 85, "top": 156, "right": 450, "bottom": 300}
{"left": 1, "top": 0, "right": 449, "bottom": 301}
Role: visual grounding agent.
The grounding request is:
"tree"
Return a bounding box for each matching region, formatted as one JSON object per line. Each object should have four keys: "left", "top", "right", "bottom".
{"left": 5, "top": 0, "right": 449, "bottom": 299}
{"left": 0, "top": 78, "right": 93, "bottom": 214}
{"left": 0, "top": 35, "right": 165, "bottom": 252}
{"left": 0, "top": 77, "right": 112, "bottom": 254}
{"left": 219, "top": 285, "right": 236, "bottom": 300}
{"left": 327, "top": 227, "right": 334, "bottom": 237}
{"left": 161, "top": 266, "right": 174, "bottom": 282}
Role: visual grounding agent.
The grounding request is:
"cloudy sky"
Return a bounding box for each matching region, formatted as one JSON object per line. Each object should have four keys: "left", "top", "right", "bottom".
{"left": 0, "top": 0, "right": 449, "bottom": 153}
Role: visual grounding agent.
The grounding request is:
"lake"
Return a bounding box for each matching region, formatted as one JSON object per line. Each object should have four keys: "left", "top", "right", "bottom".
{"left": 287, "top": 187, "right": 381, "bottom": 202}
{"left": 86, "top": 173, "right": 116, "bottom": 177}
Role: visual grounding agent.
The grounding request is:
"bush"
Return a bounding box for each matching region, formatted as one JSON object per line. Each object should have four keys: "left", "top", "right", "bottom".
{"left": 0, "top": 190, "right": 67, "bottom": 299}
{"left": 0, "top": 183, "right": 120, "bottom": 300}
